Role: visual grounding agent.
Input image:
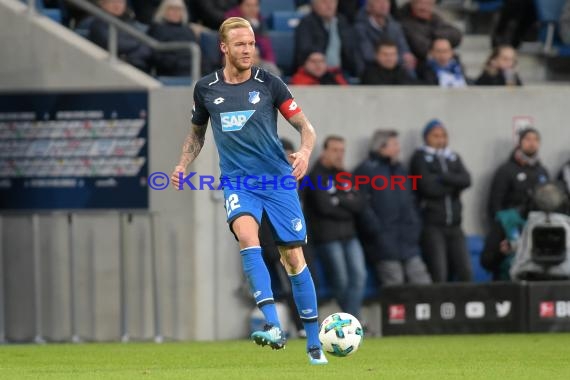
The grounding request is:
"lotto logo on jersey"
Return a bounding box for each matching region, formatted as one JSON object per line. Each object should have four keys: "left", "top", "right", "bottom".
{"left": 220, "top": 110, "right": 255, "bottom": 132}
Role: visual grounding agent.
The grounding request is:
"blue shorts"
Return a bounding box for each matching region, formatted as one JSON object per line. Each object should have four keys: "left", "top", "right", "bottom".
{"left": 223, "top": 187, "right": 307, "bottom": 246}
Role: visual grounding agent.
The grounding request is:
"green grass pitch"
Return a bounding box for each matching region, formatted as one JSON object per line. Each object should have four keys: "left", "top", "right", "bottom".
{"left": 1, "top": 334, "right": 570, "bottom": 379}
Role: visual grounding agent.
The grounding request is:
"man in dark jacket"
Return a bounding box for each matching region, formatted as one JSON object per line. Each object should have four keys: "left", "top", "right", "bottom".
{"left": 303, "top": 136, "right": 367, "bottom": 319}
{"left": 354, "top": 130, "right": 431, "bottom": 286}
{"left": 191, "top": 0, "right": 239, "bottom": 30}
{"left": 360, "top": 39, "right": 416, "bottom": 85}
{"left": 398, "top": 0, "right": 462, "bottom": 62}
{"left": 294, "top": 0, "right": 362, "bottom": 77}
{"left": 410, "top": 119, "right": 472, "bottom": 282}
{"left": 89, "top": 0, "right": 152, "bottom": 72}
{"left": 481, "top": 128, "right": 550, "bottom": 280}
{"left": 354, "top": 0, "right": 415, "bottom": 71}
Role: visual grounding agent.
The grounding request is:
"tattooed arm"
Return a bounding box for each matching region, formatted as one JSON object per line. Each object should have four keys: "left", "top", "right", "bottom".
{"left": 171, "top": 123, "right": 207, "bottom": 189}
{"left": 287, "top": 111, "right": 316, "bottom": 180}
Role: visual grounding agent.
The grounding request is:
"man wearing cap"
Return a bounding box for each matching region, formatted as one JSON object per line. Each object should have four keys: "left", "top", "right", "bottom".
{"left": 409, "top": 119, "right": 473, "bottom": 282}
{"left": 481, "top": 127, "right": 550, "bottom": 280}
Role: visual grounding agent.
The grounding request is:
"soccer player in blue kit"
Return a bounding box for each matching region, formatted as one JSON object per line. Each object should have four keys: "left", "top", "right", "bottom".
{"left": 170, "top": 17, "right": 327, "bottom": 365}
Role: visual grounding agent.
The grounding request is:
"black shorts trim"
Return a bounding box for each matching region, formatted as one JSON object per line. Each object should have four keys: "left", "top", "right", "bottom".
{"left": 228, "top": 212, "right": 261, "bottom": 241}
{"left": 275, "top": 239, "right": 307, "bottom": 247}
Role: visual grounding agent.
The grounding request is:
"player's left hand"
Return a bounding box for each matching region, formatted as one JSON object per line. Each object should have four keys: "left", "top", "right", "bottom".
{"left": 289, "top": 148, "right": 311, "bottom": 180}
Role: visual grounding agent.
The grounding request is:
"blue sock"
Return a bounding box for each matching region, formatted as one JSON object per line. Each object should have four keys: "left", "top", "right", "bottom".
{"left": 289, "top": 265, "right": 320, "bottom": 350}
{"left": 240, "top": 246, "right": 280, "bottom": 328}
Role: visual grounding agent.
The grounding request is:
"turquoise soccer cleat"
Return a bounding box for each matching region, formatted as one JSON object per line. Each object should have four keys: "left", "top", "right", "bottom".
{"left": 307, "top": 345, "right": 328, "bottom": 365}
{"left": 251, "top": 324, "right": 286, "bottom": 350}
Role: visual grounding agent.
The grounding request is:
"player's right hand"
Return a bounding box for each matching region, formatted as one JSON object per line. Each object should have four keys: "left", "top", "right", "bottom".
{"left": 171, "top": 165, "right": 185, "bottom": 190}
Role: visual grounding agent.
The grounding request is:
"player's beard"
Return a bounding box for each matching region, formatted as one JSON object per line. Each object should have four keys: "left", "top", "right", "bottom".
{"left": 228, "top": 52, "right": 253, "bottom": 72}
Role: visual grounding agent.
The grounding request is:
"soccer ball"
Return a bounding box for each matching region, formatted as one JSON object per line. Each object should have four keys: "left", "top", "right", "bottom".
{"left": 318, "top": 312, "right": 364, "bottom": 357}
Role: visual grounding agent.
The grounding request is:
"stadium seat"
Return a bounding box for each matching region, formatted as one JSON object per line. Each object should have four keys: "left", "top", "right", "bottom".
{"left": 260, "top": 0, "right": 296, "bottom": 19}
{"left": 467, "top": 235, "right": 492, "bottom": 282}
{"left": 534, "top": 0, "right": 570, "bottom": 56}
{"left": 267, "top": 30, "right": 295, "bottom": 75}
{"left": 271, "top": 11, "right": 303, "bottom": 31}
{"left": 20, "top": 0, "right": 63, "bottom": 23}
{"left": 200, "top": 30, "right": 222, "bottom": 69}
{"left": 471, "top": 0, "right": 504, "bottom": 12}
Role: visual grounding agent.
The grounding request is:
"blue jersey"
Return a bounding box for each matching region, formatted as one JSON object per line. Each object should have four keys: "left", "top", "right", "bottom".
{"left": 191, "top": 67, "right": 297, "bottom": 182}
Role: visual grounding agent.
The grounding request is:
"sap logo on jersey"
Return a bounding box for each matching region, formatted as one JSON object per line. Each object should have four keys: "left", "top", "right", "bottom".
{"left": 220, "top": 110, "right": 255, "bottom": 132}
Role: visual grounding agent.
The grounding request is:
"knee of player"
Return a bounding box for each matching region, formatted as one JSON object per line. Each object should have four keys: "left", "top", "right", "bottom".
{"left": 280, "top": 249, "right": 306, "bottom": 273}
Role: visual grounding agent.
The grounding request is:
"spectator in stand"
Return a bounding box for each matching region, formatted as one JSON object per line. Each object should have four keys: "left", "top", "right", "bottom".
{"left": 303, "top": 136, "right": 367, "bottom": 319}
{"left": 62, "top": 0, "right": 99, "bottom": 27}
{"left": 225, "top": 0, "right": 275, "bottom": 63}
{"left": 147, "top": 0, "right": 198, "bottom": 76}
{"left": 354, "top": 130, "right": 431, "bottom": 286}
{"left": 560, "top": 0, "right": 570, "bottom": 45}
{"left": 476, "top": 45, "right": 522, "bottom": 86}
{"left": 354, "top": 0, "right": 416, "bottom": 72}
{"left": 290, "top": 51, "right": 348, "bottom": 85}
{"left": 253, "top": 47, "right": 282, "bottom": 77}
{"left": 89, "top": 0, "right": 152, "bottom": 72}
{"left": 131, "top": 0, "right": 162, "bottom": 25}
{"left": 295, "top": 0, "right": 362, "bottom": 77}
{"left": 481, "top": 128, "right": 550, "bottom": 280}
{"left": 491, "top": 0, "right": 537, "bottom": 48}
{"left": 192, "top": 0, "right": 238, "bottom": 30}
{"left": 337, "top": 0, "right": 362, "bottom": 24}
{"left": 410, "top": 119, "right": 473, "bottom": 283}
{"left": 399, "top": 0, "right": 462, "bottom": 62}
{"left": 360, "top": 39, "right": 416, "bottom": 85}
{"left": 416, "top": 38, "right": 469, "bottom": 87}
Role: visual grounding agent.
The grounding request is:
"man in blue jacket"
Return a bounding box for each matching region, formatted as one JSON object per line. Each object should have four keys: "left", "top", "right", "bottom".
{"left": 354, "top": 130, "right": 431, "bottom": 286}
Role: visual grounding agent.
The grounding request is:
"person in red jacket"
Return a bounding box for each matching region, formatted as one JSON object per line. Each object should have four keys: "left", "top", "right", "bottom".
{"left": 290, "top": 51, "right": 348, "bottom": 85}
{"left": 224, "top": 0, "right": 276, "bottom": 63}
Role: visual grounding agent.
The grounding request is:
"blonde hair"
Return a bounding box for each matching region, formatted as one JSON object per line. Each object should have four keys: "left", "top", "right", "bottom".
{"left": 153, "top": 0, "right": 188, "bottom": 24}
{"left": 219, "top": 17, "right": 253, "bottom": 43}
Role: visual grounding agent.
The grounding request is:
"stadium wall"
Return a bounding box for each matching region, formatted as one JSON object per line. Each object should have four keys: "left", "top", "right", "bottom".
{"left": 2, "top": 86, "right": 569, "bottom": 342}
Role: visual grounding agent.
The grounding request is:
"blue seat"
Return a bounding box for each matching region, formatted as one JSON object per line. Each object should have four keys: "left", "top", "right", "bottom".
{"left": 534, "top": 0, "right": 570, "bottom": 56}
{"left": 200, "top": 30, "right": 222, "bottom": 69}
{"left": 21, "top": 0, "right": 63, "bottom": 23}
{"left": 473, "top": 0, "right": 504, "bottom": 12}
{"left": 271, "top": 11, "right": 303, "bottom": 31}
{"left": 467, "top": 235, "right": 492, "bottom": 282}
{"left": 267, "top": 30, "right": 295, "bottom": 75}
{"left": 260, "top": 0, "right": 296, "bottom": 19}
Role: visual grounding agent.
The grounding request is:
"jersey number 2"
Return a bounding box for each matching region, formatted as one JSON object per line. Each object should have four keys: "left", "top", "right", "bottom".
{"left": 225, "top": 194, "right": 241, "bottom": 217}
